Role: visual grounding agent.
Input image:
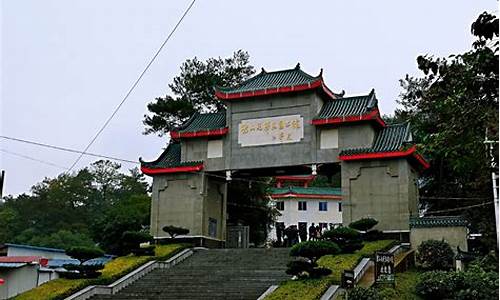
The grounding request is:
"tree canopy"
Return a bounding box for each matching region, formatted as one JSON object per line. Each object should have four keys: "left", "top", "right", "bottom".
{"left": 143, "top": 50, "right": 255, "bottom": 136}
{"left": 0, "top": 160, "right": 151, "bottom": 255}
{"left": 395, "top": 11, "right": 498, "bottom": 251}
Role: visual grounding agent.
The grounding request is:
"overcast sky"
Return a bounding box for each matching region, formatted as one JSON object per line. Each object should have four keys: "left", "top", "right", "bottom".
{"left": 1, "top": 0, "right": 496, "bottom": 196}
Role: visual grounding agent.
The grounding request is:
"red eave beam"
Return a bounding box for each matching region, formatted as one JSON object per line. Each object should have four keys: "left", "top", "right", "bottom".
{"left": 271, "top": 193, "right": 342, "bottom": 200}
{"left": 170, "top": 127, "right": 229, "bottom": 139}
{"left": 311, "top": 108, "right": 386, "bottom": 127}
{"left": 412, "top": 152, "right": 431, "bottom": 170}
{"left": 339, "top": 146, "right": 416, "bottom": 161}
{"left": 216, "top": 79, "right": 325, "bottom": 100}
{"left": 141, "top": 164, "right": 204, "bottom": 175}
{"left": 339, "top": 145, "right": 430, "bottom": 170}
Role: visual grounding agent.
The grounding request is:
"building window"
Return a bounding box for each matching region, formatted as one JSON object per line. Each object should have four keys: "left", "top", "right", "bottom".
{"left": 319, "top": 202, "right": 328, "bottom": 211}
{"left": 338, "top": 202, "right": 342, "bottom": 212}
{"left": 298, "top": 201, "right": 307, "bottom": 211}
{"left": 207, "top": 139, "right": 223, "bottom": 158}
{"left": 208, "top": 218, "right": 217, "bottom": 238}
{"left": 276, "top": 201, "right": 284, "bottom": 211}
{"left": 320, "top": 128, "right": 338, "bottom": 149}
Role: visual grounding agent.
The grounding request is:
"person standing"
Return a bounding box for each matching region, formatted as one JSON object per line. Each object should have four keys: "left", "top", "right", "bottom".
{"left": 308, "top": 223, "right": 316, "bottom": 241}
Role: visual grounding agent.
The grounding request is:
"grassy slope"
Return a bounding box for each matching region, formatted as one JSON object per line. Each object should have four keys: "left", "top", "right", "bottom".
{"left": 378, "top": 269, "right": 422, "bottom": 300}
{"left": 266, "top": 240, "right": 396, "bottom": 300}
{"left": 15, "top": 244, "right": 186, "bottom": 300}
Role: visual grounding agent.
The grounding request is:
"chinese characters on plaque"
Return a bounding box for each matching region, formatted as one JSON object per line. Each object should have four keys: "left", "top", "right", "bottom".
{"left": 375, "top": 252, "right": 395, "bottom": 286}
{"left": 238, "top": 115, "right": 304, "bottom": 147}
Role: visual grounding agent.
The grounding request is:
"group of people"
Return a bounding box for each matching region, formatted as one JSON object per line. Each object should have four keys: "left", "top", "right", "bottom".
{"left": 275, "top": 223, "right": 328, "bottom": 247}
{"left": 307, "top": 223, "right": 324, "bottom": 241}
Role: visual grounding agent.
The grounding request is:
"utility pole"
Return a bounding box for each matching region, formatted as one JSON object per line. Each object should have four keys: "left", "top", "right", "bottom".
{"left": 0, "top": 170, "right": 4, "bottom": 200}
{"left": 484, "top": 130, "right": 499, "bottom": 243}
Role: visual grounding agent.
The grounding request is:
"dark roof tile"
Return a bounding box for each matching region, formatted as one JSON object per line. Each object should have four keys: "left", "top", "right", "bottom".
{"left": 314, "top": 89, "right": 377, "bottom": 120}
{"left": 177, "top": 111, "right": 226, "bottom": 133}
{"left": 216, "top": 64, "right": 320, "bottom": 94}
{"left": 140, "top": 142, "right": 202, "bottom": 169}
{"left": 340, "top": 123, "right": 412, "bottom": 155}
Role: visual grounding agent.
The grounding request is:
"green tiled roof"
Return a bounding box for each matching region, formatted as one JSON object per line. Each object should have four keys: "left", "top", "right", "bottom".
{"left": 177, "top": 111, "right": 226, "bottom": 133}
{"left": 314, "top": 89, "right": 377, "bottom": 120}
{"left": 140, "top": 142, "right": 202, "bottom": 169}
{"left": 409, "top": 216, "right": 467, "bottom": 228}
{"left": 340, "top": 123, "right": 413, "bottom": 155}
{"left": 270, "top": 186, "right": 342, "bottom": 196}
{"left": 216, "top": 64, "right": 320, "bottom": 94}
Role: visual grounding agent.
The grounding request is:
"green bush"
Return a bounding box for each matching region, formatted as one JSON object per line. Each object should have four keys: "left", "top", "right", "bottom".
{"left": 290, "top": 241, "right": 340, "bottom": 263}
{"left": 455, "top": 265, "right": 499, "bottom": 300}
{"left": 416, "top": 240, "right": 454, "bottom": 271}
{"left": 162, "top": 225, "right": 189, "bottom": 238}
{"left": 416, "top": 266, "right": 498, "bottom": 300}
{"left": 286, "top": 259, "right": 315, "bottom": 277}
{"left": 321, "top": 227, "right": 363, "bottom": 253}
{"left": 308, "top": 267, "right": 332, "bottom": 278}
{"left": 363, "top": 230, "right": 383, "bottom": 241}
{"left": 61, "top": 264, "right": 103, "bottom": 279}
{"left": 121, "top": 231, "right": 154, "bottom": 255}
{"left": 288, "top": 241, "right": 339, "bottom": 279}
{"left": 415, "top": 271, "right": 458, "bottom": 299}
{"left": 349, "top": 218, "right": 378, "bottom": 232}
{"left": 347, "top": 286, "right": 381, "bottom": 300}
{"left": 66, "top": 247, "right": 105, "bottom": 264}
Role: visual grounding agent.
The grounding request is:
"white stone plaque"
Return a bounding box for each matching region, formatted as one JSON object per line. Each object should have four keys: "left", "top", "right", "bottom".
{"left": 238, "top": 115, "right": 304, "bottom": 147}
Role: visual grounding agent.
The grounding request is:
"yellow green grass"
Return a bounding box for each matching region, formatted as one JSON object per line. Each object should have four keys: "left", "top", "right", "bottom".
{"left": 377, "top": 269, "right": 422, "bottom": 300}
{"left": 15, "top": 244, "right": 187, "bottom": 300}
{"left": 265, "top": 240, "right": 396, "bottom": 300}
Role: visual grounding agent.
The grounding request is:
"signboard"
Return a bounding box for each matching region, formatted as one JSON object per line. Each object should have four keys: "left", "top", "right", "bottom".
{"left": 375, "top": 252, "right": 395, "bottom": 285}
{"left": 238, "top": 115, "right": 304, "bottom": 147}
{"left": 341, "top": 269, "right": 355, "bottom": 289}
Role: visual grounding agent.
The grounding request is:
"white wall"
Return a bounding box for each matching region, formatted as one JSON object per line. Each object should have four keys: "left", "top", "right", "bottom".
{"left": 269, "top": 198, "right": 342, "bottom": 240}
{"left": 7, "top": 247, "right": 70, "bottom": 260}
{"left": 0, "top": 265, "right": 39, "bottom": 300}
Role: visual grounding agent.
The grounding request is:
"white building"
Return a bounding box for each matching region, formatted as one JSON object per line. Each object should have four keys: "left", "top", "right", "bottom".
{"left": 268, "top": 176, "right": 342, "bottom": 242}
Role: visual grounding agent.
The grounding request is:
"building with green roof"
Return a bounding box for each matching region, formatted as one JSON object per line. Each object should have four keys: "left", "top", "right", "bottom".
{"left": 140, "top": 64, "right": 429, "bottom": 245}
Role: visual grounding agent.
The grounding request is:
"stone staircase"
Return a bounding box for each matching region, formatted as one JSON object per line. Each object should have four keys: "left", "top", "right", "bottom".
{"left": 89, "top": 248, "right": 291, "bottom": 300}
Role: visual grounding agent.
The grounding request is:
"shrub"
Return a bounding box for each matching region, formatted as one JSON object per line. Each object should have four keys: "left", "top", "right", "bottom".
{"left": 308, "top": 267, "right": 332, "bottom": 278}
{"left": 63, "top": 246, "right": 105, "bottom": 278}
{"left": 416, "top": 267, "right": 499, "bottom": 300}
{"left": 321, "top": 227, "right": 363, "bottom": 253}
{"left": 363, "top": 230, "right": 383, "bottom": 241}
{"left": 66, "top": 247, "right": 105, "bottom": 264}
{"left": 416, "top": 240, "right": 454, "bottom": 271}
{"left": 415, "top": 271, "right": 458, "bottom": 299}
{"left": 349, "top": 218, "right": 379, "bottom": 232}
{"left": 290, "top": 240, "right": 340, "bottom": 263}
{"left": 347, "top": 286, "right": 381, "bottom": 300}
{"left": 288, "top": 241, "right": 339, "bottom": 279}
{"left": 455, "top": 265, "right": 499, "bottom": 300}
{"left": 286, "top": 259, "right": 315, "bottom": 277}
{"left": 122, "top": 231, "right": 154, "bottom": 255}
{"left": 162, "top": 225, "right": 189, "bottom": 238}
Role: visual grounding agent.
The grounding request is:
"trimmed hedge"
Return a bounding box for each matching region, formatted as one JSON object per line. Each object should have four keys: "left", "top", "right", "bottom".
{"left": 321, "top": 227, "right": 363, "bottom": 253}
{"left": 349, "top": 218, "right": 379, "bottom": 232}
{"left": 162, "top": 225, "right": 189, "bottom": 238}
{"left": 290, "top": 241, "right": 340, "bottom": 263}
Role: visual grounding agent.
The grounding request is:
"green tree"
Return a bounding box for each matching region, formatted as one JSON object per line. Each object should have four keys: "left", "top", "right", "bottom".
{"left": 227, "top": 180, "right": 278, "bottom": 246}
{"left": 0, "top": 161, "right": 150, "bottom": 253}
{"left": 395, "top": 12, "right": 498, "bottom": 252}
{"left": 143, "top": 50, "right": 255, "bottom": 136}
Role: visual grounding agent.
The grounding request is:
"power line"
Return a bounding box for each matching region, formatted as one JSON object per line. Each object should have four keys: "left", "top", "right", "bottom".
{"left": 67, "top": 0, "right": 197, "bottom": 172}
{"left": 425, "top": 202, "right": 492, "bottom": 214}
{"left": 0, "top": 135, "right": 138, "bottom": 165}
{"left": 1, "top": 148, "right": 69, "bottom": 170}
